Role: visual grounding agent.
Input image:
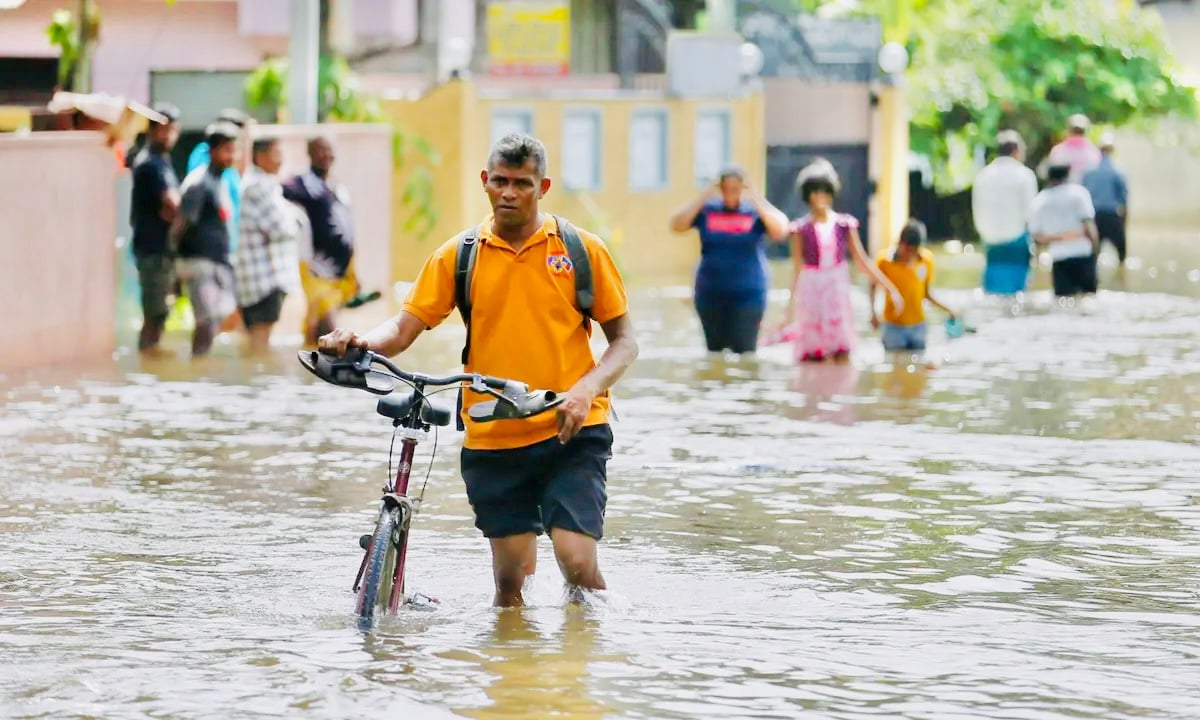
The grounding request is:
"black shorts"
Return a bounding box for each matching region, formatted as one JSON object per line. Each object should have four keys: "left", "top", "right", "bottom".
{"left": 694, "top": 297, "right": 765, "bottom": 354}
{"left": 1051, "top": 255, "right": 1098, "bottom": 296}
{"left": 1095, "top": 211, "right": 1127, "bottom": 262}
{"left": 240, "top": 289, "right": 286, "bottom": 327}
{"left": 460, "top": 424, "right": 613, "bottom": 540}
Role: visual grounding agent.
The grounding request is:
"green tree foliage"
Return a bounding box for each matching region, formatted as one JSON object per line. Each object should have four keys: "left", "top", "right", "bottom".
{"left": 45, "top": 2, "right": 101, "bottom": 91}
{"left": 244, "top": 57, "right": 440, "bottom": 240}
{"left": 45, "top": 9, "right": 79, "bottom": 87}
{"left": 747, "top": 0, "right": 1198, "bottom": 191}
{"left": 906, "top": 0, "right": 1197, "bottom": 191}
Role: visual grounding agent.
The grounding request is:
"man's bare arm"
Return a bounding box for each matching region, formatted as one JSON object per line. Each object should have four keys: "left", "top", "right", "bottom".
{"left": 555, "top": 313, "right": 639, "bottom": 442}
{"left": 319, "top": 311, "right": 427, "bottom": 357}
{"left": 573, "top": 314, "right": 639, "bottom": 397}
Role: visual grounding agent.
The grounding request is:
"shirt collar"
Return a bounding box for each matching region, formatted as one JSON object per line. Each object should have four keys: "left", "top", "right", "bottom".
{"left": 476, "top": 213, "right": 557, "bottom": 252}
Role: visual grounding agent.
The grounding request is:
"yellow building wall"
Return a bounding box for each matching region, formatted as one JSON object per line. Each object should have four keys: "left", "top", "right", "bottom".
{"left": 382, "top": 80, "right": 766, "bottom": 287}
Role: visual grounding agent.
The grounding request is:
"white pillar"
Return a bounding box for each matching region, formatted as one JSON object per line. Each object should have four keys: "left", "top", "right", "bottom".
{"left": 707, "top": 0, "right": 737, "bottom": 34}
{"left": 288, "top": 0, "right": 320, "bottom": 124}
{"left": 437, "top": 0, "right": 476, "bottom": 82}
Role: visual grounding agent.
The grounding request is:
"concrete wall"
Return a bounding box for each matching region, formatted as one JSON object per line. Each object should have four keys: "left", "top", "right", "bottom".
{"left": 0, "top": 132, "right": 117, "bottom": 374}
{"left": 249, "top": 123, "right": 395, "bottom": 300}
{"left": 1112, "top": 2, "right": 1200, "bottom": 225}
{"left": 382, "top": 80, "right": 767, "bottom": 286}
{"left": 1, "top": 124, "right": 392, "bottom": 373}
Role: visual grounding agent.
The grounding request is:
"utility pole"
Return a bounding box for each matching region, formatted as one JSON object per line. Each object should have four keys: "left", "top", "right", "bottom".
{"left": 73, "top": 0, "right": 96, "bottom": 93}
{"left": 288, "top": 0, "right": 320, "bottom": 124}
{"left": 706, "top": 0, "right": 737, "bottom": 34}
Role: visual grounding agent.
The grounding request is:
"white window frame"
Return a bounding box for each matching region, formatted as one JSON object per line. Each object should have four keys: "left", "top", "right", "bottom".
{"left": 628, "top": 108, "right": 669, "bottom": 191}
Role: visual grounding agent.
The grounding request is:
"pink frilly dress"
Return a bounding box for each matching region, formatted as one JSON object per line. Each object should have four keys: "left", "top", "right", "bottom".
{"left": 789, "top": 213, "right": 859, "bottom": 362}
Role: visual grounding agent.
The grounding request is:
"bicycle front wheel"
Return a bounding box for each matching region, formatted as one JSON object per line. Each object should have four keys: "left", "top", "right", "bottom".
{"left": 355, "top": 507, "right": 398, "bottom": 630}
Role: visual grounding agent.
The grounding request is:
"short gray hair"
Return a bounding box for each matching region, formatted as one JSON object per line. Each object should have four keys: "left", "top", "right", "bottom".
{"left": 487, "top": 132, "right": 547, "bottom": 177}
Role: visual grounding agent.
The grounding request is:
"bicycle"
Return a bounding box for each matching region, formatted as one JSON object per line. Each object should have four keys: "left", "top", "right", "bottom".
{"left": 297, "top": 347, "right": 564, "bottom": 630}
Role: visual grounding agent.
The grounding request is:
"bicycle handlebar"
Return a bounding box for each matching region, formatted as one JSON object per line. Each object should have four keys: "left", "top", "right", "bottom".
{"left": 297, "top": 348, "right": 564, "bottom": 423}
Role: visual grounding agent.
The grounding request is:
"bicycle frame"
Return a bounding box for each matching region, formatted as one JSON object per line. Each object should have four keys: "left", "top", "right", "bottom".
{"left": 352, "top": 381, "right": 430, "bottom": 614}
{"left": 297, "top": 347, "right": 563, "bottom": 620}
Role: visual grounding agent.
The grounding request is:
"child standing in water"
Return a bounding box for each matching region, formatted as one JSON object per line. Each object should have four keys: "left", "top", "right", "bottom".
{"left": 871, "top": 219, "right": 957, "bottom": 353}
{"left": 784, "top": 160, "right": 902, "bottom": 362}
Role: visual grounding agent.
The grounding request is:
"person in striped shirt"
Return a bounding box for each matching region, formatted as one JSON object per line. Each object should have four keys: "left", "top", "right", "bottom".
{"left": 233, "top": 137, "right": 300, "bottom": 356}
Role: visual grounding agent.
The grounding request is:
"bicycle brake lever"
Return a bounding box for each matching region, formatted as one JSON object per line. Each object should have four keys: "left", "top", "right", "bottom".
{"left": 344, "top": 346, "right": 374, "bottom": 373}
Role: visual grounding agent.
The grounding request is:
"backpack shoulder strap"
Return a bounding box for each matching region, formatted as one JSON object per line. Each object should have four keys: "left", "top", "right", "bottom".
{"left": 454, "top": 226, "right": 480, "bottom": 363}
{"left": 554, "top": 215, "right": 594, "bottom": 320}
{"left": 453, "top": 226, "right": 480, "bottom": 433}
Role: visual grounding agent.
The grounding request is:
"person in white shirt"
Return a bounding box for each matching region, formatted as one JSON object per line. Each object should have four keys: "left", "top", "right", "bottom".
{"left": 972, "top": 130, "right": 1039, "bottom": 295}
{"left": 1028, "top": 162, "right": 1100, "bottom": 297}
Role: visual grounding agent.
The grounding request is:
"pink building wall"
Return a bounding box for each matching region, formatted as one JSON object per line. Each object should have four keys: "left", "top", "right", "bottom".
{"left": 0, "top": 0, "right": 285, "bottom": 105}
{"left": 0, "top": 123, "right": 393, "bottom": 373}
{"left": 253, "top": 123, "right": 395, "bottom": 300}
{"left": 0, "top": 132, "right": 117, "bottom": 374}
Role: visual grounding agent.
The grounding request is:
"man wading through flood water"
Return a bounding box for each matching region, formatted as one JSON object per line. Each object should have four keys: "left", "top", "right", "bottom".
{"left": 318, "top": 133, "right": 639, "bottom": 607}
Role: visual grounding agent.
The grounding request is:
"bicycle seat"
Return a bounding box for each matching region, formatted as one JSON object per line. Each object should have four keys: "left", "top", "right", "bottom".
{"left": 376, "top": 392, "right": 415, "bottom": 421}
{"left": 375, "top": 392, "right": 454, "bottom": 427}
{"left": 421, "top": 403, "right": 454, "bottom": 427}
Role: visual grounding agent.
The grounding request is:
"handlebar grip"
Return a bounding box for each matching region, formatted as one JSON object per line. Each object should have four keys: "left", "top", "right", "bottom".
{"left": 467, "top": 390, "right": 562, "bottom": 423}
{"left": 297, "top": 349, "right": 395, "bottom": 395}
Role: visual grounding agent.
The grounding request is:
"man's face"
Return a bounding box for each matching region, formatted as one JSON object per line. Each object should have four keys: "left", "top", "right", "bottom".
{"left": 310, "top": 140, "right": 334, "bottom": 174}
{"left": 150, "top": 121, "right": 179, "bottom": 151}
{"left": 211, "top": 139, "right": 236, "bottom": 170}
{"left": 256, "top": 143, "right": 283, "bottom": 175}
{"left": 481, "top": 159, "right": 550, "bottom": 230}
{"left": 719, "top": 176, "right": 744, "bottom": 206}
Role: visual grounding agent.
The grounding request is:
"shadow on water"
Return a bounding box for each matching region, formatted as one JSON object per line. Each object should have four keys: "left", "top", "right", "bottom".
{"left": 2, "top": 224, "right": 1200, "bottom": 718}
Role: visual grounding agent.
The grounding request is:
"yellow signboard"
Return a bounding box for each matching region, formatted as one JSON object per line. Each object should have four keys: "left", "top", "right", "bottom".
{"left": 486, "top": 1, "right": 571, "bottom": 76}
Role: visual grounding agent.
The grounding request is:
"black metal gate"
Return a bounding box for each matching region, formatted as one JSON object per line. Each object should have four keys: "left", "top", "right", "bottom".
{"left": 765, "top": 144, "right": 871, "bottom": 257}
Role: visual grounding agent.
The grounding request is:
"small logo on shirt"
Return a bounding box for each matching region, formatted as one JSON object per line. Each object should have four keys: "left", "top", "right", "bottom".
{"left": 915, "top": 265, "right": 928, "bottom": 281}
{"left": 547, "top": 253, "right": 574, "bottom": 274}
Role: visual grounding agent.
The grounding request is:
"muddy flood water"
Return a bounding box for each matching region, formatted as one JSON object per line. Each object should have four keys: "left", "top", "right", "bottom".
{"left": 2, "top": 229, "right": 1199, "bottom": 719}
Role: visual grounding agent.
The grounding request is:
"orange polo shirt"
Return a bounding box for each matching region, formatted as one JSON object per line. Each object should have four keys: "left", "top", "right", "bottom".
{"left": 402, "top": 214, "right": 629, "bottom": 450}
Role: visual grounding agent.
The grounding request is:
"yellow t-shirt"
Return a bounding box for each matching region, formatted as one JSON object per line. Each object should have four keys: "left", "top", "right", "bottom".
{"left": 402, "top": 214, "right": 629, "bottom": 450}
{"left": 876, "top": 247, "right": 935, "bottom": 326}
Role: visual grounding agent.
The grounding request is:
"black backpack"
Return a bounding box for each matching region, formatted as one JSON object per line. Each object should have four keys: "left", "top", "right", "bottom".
{"left": 452, "top": 214, "right": 595, "bottom": 429}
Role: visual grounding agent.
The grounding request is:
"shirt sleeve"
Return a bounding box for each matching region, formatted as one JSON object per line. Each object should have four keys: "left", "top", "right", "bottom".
{"left": 1115, "top": 170, "right": 1129, "bottom": 207}
{"left": 1024, "top": 169, "right": 1039, "bottom": 210}
{"left": 186, "top": 143, "right": 209, "bottom": 175}
{"left": 584, "top": 234, "right": 629, "bottom": 325}
{"left": 140, "top": 162, "right": 169, "bottom": 201}
{"left": 179, "top": 183, "right": 207, "bottom": 225}
{"left": 1077, "top": 187, "right": 1096, "bottom": 221}
{"left": 281, "top": 176, "right": 307, "bottom": 204}
{"left": 401, "top": 237, "right": 459, "bottom": 329}
{"left": 1027, "top": 197, "right": 1045, "bottom": 236}
{"left": 691, "top": 206, "right": 706, "bottom": 230}
{"left": 251, "top": 184, "right": 293, "bottom": 244}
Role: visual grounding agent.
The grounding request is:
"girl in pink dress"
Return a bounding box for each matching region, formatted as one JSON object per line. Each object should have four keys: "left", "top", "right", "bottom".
{"left": 785, "top": 160, "right": 902, "bottom": 362}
